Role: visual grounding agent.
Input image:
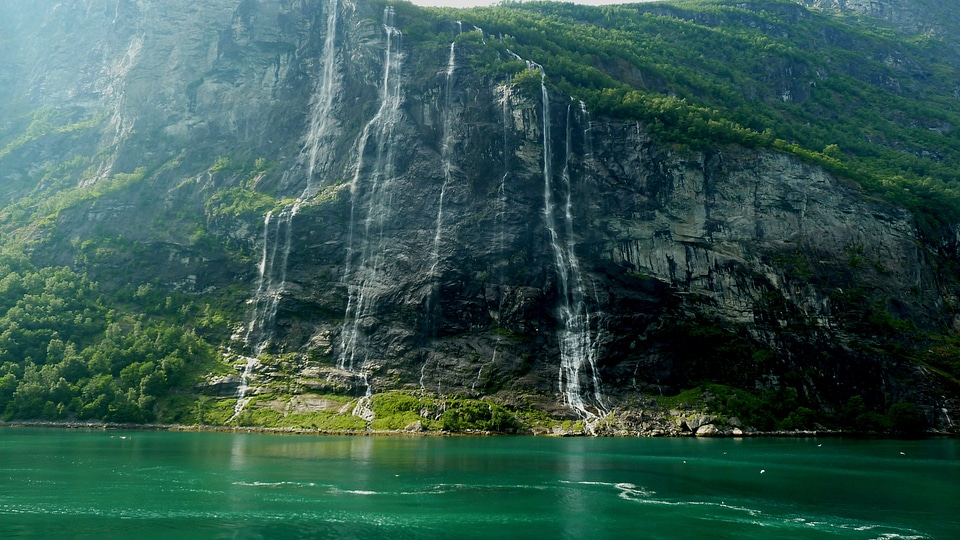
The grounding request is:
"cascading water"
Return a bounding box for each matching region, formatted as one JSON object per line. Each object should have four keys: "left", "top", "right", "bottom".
{"left": 575, "top": 100, "right": 606, "bottom": 411}
{"left": 579, "top": 100, "right": 594, "bottom": 162}
{"left": 561, "top": 104, "right": 606, "bottom": 416}
{"left": 428, "top": 41, "right": 457, "bottom": 290}
{"left": 233, "top": 208, "right": 293, "bottom": 419}
{"left": 237, "top": 0, "right": 342, "bottom": 416}
{"left": 472, "top": 348, "right": 492, "bottom": 393}
{"left": 303, "top": 0, "right": 343, "bottom": 188}
{"left": 244, "top": 204, "right": 298, "bottom": 356}
{"left": 498, "top": 87, "right": 510, "bottom": 263}
{"left": 420, "top": 40, "right": 458, "bottom": 395}
{"left": 480, "top": 81, "right": 515, "bottom": 393}
{"left": 231, "top": 355, "right": 257, "bottom": 419}
{"left": 536, "top": 68, "right": 607, "bottom": 426}
{"left": 338, "top": 7, "right": 404, "bottom": 396}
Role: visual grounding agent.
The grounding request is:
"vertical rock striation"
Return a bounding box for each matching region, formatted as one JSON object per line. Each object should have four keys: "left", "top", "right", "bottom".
{"left": 0, "top": 0, "right": 956, "bottom": 428}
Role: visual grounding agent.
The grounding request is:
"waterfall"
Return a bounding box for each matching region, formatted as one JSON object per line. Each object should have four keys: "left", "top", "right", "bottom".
{"left": 303, "top": 0, "right": 343, "bottom": 189}
{"left": 237, "top": 0, "right": 341, "bottom": 413}
{"left": 575, "top": 100, "right": 605, "bottom": 413}
{"left": 497, "top": 84, "right": 511, "bottom": 299}
{"left": 560, "top": 104, "right": 605, "bottom": 417}
{"left": 580, "top": 100, "right": 594, "bottom": 162}
{"left": 423, "top": 40, "right": 458, "bottom": 349}
{"left": 429, "top": 185, "right": 448, "bottom": 280}
{"left": 419, "top": 359, "right": 429, "bottom": 393}
{"left": 230, "top": 355, "right": 258, "bottom": 420}
{"left": 419, "top": 41, "right": 458, "bottom": 394}
{"left": 338, "top": 7, "right": 404, "bottom": 392}
{"left": 485, "top": 82, "right": 514, "bottom": 389}
{"left": 245, "top": 0, "right": 341, "bottom": 356}
{"left": 473, "top": 348, "right": 493, "bottom": 393}
{"left": 244, "top": 201, "right": 301, "bottom": 353}
{"left": 429, "top": 42, "right": 457, "bottom": 285}
{"left": 537, "top": 70, "right": 606, "bottom": 425}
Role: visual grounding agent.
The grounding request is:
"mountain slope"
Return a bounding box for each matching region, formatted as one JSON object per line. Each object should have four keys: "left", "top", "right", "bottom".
{"left": 0, "top": 0, "right": 957, "bottom": 434}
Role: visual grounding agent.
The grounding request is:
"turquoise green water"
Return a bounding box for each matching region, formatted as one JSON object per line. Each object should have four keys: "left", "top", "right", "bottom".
{"left": 0, "top": 429, "right": 956, "bottom": 539}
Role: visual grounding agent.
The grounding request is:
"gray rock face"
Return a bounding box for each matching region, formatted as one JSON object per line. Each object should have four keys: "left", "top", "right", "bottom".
{"left": 695, "top": 424, "right": 720, "bottom": 436}
{"left": 796, "top": 0, "right": 960, "bottom": 52}
{"left": 0, "top": 0, "right": 957, "bottom": 428}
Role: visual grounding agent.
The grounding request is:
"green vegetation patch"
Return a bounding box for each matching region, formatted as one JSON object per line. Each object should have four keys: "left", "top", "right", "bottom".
{"left": 0, "top": 108, "right": 106, "bottom": 162}
{"left": 661, "top": 384, "right": 930, "bottom": 433}
{"left": 0, "top": 253, "right": 227, "bottom": 424}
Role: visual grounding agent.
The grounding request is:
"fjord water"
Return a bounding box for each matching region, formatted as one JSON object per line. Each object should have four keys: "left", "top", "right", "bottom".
{"left": 1, "top": 429, "right": 956, "bottom": 539}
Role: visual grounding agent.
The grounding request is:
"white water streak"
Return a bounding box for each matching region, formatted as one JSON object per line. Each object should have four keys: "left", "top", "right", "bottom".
{"left": 244, "top": 0, "right": 341, "bottom": 361}
{"left": 303, "top": 0, "right": 343, "bottom": 190}
{"left": 420, "top": 41, "right": 459, "bottom": 389}
{"left": 230, "top": 355, "right": 259, "bottom": 419}
{"left": 496, "top": 84, "right": 511, "bottom": 305}
{"left": 338, "top": 8, "right": 404, "bottom": 387}
{"left": 244, "top": 204, "right": 298, "bottom": 357}
{"left": 419, "top": 359, "right": 429, "bottom": 394}
{"left": 473, "top": 348, "right": 494, "bottom": 393}
{"left": 537, "top": 70, "right": 606, "bottom": 424}
{"left": 429, "top": 42, "right": 457, "bottom": 282}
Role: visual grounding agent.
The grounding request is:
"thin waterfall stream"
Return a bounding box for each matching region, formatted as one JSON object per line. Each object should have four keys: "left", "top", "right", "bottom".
{"left": 483, "top": 81, "right": 514, "bottom": 394}
{"left": 422, "top": 40, "right": 458, "bottom": 392}
{"left": 536, "top": 68, "right": 607, "bottom": 427}
{"left": 235, "top": 0, "right": 342, "bottom": 418}
{"left": 428, "top": 41, "right": 457, "bottom": 310}
{"left": 338, "top": 7, "right": 404, "bottom": 401}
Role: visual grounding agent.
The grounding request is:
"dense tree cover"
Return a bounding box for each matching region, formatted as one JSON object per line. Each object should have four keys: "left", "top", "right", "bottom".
{"left": 692, "top": 385, "right": 930, "bottom": 433}
{"left": 0, "top": 253, "right": 220, "bottom": 422}
{"left": 395, "top": 0, "right": 960, "bottom": 237}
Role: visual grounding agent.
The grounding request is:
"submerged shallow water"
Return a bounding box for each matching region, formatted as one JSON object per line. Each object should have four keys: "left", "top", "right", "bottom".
{"left": 0, "top": 428, "right": 956, "bottom": 539}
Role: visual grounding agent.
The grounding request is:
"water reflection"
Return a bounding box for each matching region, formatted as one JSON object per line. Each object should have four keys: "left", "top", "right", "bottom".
{"left": 229, "top": 433, "right": 248, "bottom": 470}
{"left": 557, "top": 438, "right": 591, "bottom": 538}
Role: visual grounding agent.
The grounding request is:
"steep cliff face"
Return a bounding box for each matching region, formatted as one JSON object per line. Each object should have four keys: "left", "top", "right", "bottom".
{"left": 225, "top": 0, "right": 958, "bottom": 426}
{"left": 797, "top": 0, "right": 960, "bottom": 36}
{"left": 1, "top": 0, "right": 958, "bottom": 431}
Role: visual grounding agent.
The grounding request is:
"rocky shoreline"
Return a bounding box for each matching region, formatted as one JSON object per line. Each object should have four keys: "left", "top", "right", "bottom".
{"left": 2, "top": 419, "right": 954, "bottom": 438}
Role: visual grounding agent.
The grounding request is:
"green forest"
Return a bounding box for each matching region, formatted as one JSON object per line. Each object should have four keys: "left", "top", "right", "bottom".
{"left": 0, "top": 253, "right": 227, "bottom": 422}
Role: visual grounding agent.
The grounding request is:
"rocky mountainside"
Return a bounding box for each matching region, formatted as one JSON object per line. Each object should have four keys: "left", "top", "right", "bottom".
{"left": 798, "top": 0, "right": 960, "bottom": 37}
{"left": 0, "top": 0, "right": 958, "bottom": 434}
